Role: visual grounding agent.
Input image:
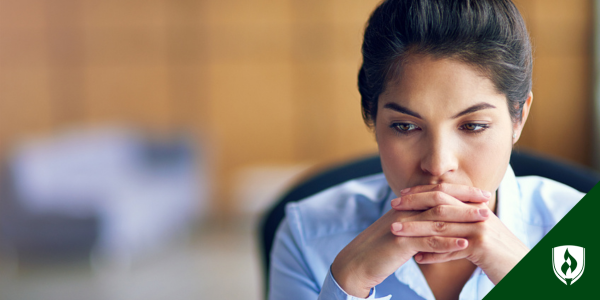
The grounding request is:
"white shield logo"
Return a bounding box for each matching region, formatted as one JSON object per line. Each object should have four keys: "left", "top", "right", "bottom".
{"left": 552, "top": 245, "right": 585, "bottom": 285}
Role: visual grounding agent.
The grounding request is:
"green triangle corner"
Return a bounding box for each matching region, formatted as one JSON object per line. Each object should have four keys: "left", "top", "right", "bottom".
{"left": 484, "top": 182, "right": 600, "bottom": 299}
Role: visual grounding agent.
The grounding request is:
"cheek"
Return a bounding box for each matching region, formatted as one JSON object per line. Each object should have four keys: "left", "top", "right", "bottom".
{"left": 376, "top": 129, "right": 419, "bottom": 191}
{"left": 461, "top": 131, "right": 512, "bottom": 191}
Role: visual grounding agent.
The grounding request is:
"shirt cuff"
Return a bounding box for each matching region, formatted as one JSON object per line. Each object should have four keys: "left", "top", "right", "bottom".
{"left": 320, "top": 267, "right": 391, "bottom": 300}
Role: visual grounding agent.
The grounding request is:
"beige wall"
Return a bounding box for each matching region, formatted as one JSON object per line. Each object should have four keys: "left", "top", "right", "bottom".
{"left": 0, "top": 0, "right": 594, "bottom": 214}
{"left": 514, "top": 0, "right": 594, "bottom": 165}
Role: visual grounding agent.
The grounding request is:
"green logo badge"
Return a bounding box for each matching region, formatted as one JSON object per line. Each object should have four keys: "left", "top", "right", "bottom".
{"left": 552, "top": 245, "right": 585, "bottom": 285}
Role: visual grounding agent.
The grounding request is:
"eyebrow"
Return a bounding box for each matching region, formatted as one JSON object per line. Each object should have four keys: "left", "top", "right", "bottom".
{"left": 451, "top": 102, "right": 496, "bottom": 118}
{"left": 382, "top": 102, "right": 496, "bottom": 119}
{"left": 382, "top": 102, "right": 422, "bottom": 119}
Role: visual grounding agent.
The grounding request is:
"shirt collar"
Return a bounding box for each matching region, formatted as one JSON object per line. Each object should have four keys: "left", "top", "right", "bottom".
{"left": 496, "top": 165, "right": 529, "bottom": 247}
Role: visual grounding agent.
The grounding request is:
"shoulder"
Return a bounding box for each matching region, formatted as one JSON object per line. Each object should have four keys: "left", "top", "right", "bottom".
{"left": 284, "top": 173, "right": 390, "bottom": 241}
{"left": 270, "top": 174, "right": 391, "bottom": 292}
{"left": 517, "top": 176, "right": 585, "bottom": 226}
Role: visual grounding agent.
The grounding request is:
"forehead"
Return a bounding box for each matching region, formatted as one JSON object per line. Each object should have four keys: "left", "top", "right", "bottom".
{"left": 380, "top": 55, "right": 506, "bottom": 113}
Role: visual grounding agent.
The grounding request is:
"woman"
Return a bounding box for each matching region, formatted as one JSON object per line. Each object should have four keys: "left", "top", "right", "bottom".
{"left": 269, "top": 1, "right": 584, "bottom": 299}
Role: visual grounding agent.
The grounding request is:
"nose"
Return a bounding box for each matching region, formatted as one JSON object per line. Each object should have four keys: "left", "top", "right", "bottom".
{"left": 420, "top": 132, "right": 458, "bottom": 178}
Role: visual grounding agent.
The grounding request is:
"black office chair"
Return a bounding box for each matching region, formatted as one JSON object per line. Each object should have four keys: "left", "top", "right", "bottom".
{"left": 258, "top": 150, "right": 600, "bottom": 294}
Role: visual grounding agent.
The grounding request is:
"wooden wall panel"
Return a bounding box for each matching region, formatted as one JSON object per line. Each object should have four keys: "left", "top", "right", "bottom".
{"left": 202, "top": 0, "right": 291, "bottom": 24}
{"left": 83, "top": 65, "right": 171, "bottom": 127}
{"left": 165, "top": 0, "right": 207, "bottom": 130}
{"left": 0, "top": 68, "right": 54, "bottom": 144}
{"left": 81, "top": 0, "right": 167, "bottom": 29}
{"left": 0, "top": 0, "right": 594, "bottom": 215}
{"left": 0, "top": 30, "right": 49, "bottom": 68}
{"left": 330, "top": 62, "right": 377, "bottom": 159}
{"left": 206, "top": 62, "right": 295, "bottom": 192}
{"left": 206, "top": 23, "right": 292, "bottom": 63}
{"left": 290, "top": 0, "right": 380, "bottom": 165}
{"left": 329, "top": 13, "right": 379, "bottom": 160}
{"left": 0, "top": 0, "right": 47, "bottom": 31}
{"left": 514, "top": 0, "right": 593, "bottom": 166}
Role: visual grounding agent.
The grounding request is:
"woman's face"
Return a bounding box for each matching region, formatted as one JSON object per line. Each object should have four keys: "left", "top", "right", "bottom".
{"left": 375, "top": 55, "right": 531, "bottom": 204}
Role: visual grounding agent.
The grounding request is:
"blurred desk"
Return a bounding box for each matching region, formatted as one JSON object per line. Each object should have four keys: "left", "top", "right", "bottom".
{"left": 0, "top": 220, "right": 262, "bottom": 300}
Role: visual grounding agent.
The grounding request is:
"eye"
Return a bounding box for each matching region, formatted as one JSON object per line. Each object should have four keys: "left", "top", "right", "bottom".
{"left": 391, "top": 123, "right": 420, "bottom": 134}
{"left": 460, "top": 123, "right": 489, "bottom": 132}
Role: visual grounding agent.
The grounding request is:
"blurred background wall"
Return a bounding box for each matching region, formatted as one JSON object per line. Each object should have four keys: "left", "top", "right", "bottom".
{"left": 516, "top": 0, "right": 594, "bottom": 169}
{"left": 0, "top": 0, "right": 381, "bottom": 218}
{"left": 0, "top": 0, "right": 595, "bottom": 218}
{"left": 0, "top": 0, "right": 596, "bottom": 299}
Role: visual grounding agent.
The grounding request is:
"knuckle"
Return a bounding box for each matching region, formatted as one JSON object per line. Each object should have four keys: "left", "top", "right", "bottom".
{"left": 433, "top": 205, "right": 445, "bottom": 216}
{"left": 473, "top": 234, "right": 486, "bottom": 248}
{"left": 403, "top": 194, "right": 413, "bottom": 205}
{"left": 474, "top": 219, "right": 485, "bottom": 228}
{"left": 469, "top": 186, "right": 479, "bottom": 195}
{"left": 475, "top": 221, "right": 487, "bottom": 232}
{"left": 469, "top": 208, "right": 479, "bottom": 218}
{"left": 426, "top": 236, "right": 440, "bottom": 249}
{"left": 433, "top": 221, "right": 446, "bottom": 232}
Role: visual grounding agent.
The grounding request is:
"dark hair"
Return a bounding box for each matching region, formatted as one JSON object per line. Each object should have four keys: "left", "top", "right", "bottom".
{"left": 359, "top": 0, "right": 532, "bottom": 126}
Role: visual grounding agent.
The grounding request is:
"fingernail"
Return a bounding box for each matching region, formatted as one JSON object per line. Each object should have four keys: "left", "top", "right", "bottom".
{"left": 479, "top": 208, "right": 489, "bottom": 217}
{"left": 457, "top": 239, "right": 468, "bottom": 248}
{"left": 391, "top": 198, "right": 401, "bottom": 207}
{"left": 415, "top": 253, "right": 423, "bottom": 262}
{"left": 400, "top": 187, "right": 411, "bottom": 195}
{"left": 482, "top": 190, "right": 492, "bottom": 198}
{"left": 391, "top": 223, "right": 403, "bottom": 232}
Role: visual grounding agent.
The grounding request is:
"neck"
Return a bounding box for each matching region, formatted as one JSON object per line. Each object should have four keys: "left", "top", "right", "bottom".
{"left": 419, "top": 259, "right": 477, "bottom": 300}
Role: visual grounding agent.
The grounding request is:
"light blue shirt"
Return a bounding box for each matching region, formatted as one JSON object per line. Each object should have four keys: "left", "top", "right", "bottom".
{"left": 269, "top": 166, "right": 584, "bottom": 300}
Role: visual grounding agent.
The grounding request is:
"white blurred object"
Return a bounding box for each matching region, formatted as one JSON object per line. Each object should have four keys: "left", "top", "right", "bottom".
{"left": 8, "top": 126, "right": 207, "bottom": 265}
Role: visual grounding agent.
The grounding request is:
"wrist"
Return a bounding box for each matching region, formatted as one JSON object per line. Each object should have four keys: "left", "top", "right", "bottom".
{"left": 481, "top": 245, "right": 529, "bottom": 284}
{"left": 331, "top": 259, "right": 372, "bottom": 298}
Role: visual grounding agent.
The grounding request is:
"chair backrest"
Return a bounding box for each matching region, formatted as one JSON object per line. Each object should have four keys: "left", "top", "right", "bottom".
{"left": 258, "top": 150, "right": 600, "bottom": 292}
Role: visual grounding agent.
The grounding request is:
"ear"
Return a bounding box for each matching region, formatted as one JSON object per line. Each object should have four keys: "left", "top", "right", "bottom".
{"left": 512, "top": 92, "right": 533, "bottom": 144}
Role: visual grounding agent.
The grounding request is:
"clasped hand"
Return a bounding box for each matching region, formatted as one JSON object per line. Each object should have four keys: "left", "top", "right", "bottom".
{"left": 331, "top": 183, "right": 529, "bottom": 298}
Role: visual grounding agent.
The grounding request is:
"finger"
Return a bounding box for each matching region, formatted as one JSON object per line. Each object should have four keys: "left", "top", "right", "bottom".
{"left": 391, "top": 191, "right": 465, "bottom": 210}
{"left": 415, "top": 250, "right": 469, "bottom": 264}
{"left": 399, "top": 236, "right": 468, "bottom": 253}
{"left": 417, "top": 205, "right": 490, "bottom": 222}
{"left": 400, "top": 183, "right": 492, "bottom": 203}
{"left": 391, "top": 221, "right": 475, "bottom": 237}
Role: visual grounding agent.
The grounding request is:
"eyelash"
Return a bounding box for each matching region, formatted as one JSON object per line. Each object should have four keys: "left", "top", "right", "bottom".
{"left": 459, "top": 123, "right": 490, "bottom": 133}
{"left": 390, "top": 123, "right": 420, "bottom": 135}
{"left": 390, "top": 123, "right": 490, "bottom": 135}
